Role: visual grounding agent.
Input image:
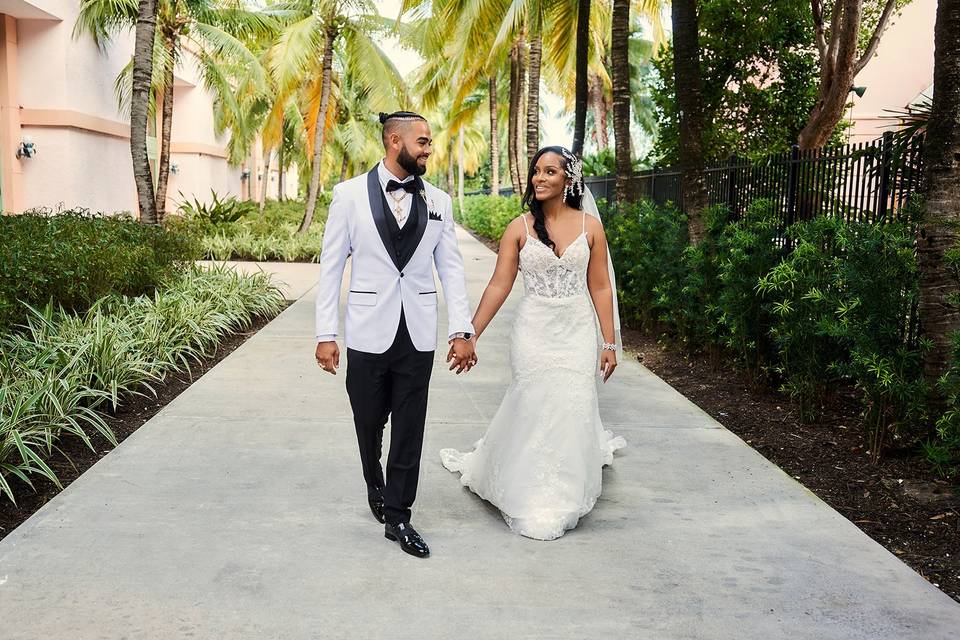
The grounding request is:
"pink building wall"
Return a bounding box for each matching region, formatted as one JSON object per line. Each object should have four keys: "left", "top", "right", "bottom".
{"left": 0, "top": 1, "right": 269, "bottom": 214}
{"left": 847, "top": 0, "right": 935, "bottom": 143}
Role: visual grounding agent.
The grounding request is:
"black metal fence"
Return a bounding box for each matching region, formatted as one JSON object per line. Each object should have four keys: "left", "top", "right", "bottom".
{"left": 586, "top": 131, "right": 925, "bottom": 226}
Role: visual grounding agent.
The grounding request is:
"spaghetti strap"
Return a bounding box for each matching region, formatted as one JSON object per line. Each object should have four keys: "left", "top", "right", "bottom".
{"left": 520, "top": 214, "right": 530, "bottom": 235}
{"left": 581, "top": 212, "right": 586, "bottom": 234}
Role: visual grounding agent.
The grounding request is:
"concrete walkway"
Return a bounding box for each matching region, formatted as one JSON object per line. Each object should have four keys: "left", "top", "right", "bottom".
{"left": 2, "top": 228, "right": 959, "bottom": 639}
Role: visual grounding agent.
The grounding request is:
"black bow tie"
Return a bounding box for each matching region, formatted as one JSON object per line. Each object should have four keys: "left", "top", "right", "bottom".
{"left": 386, "top": 179, "right": 418, "bottom": 195}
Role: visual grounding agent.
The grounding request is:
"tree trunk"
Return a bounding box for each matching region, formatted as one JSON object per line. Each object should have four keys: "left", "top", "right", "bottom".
{"left": 508, "top": 41, "right": 522, "bottom": 194}
{"left": 298, "top": 22, "right": 337, "bottom": 234}
{"left": 457, "top": 128, "right": 466, "bottom": 214}
{"left": 798, "top": 0, "right": 899, "bottom": 149}
{"left": 526, "top": 30, "right": 542, "bottom": 162}
{"left": 671, "top": 0, "right": 709, "bottom": 243}
{"left": 131, "top": 0, "right": 158, "bottom": 224}
{"left": 611, "top": 0, "right": 632, "bottom": 204}
{"left": 339, "top": 151, "right": 349, "bottom": 184}
{"left": 917, "top": 0, "right": 960, "bottom": 412}
{"left": 489, "top": 75, "right": 500, "bottom": 196}
{"left": 517, "top": 35, "right": 528, "bottom": 178}
{"left": 278, "top": 124, "right": 286, "bottom": 201}
{"left": 155, "top": 39, "right": 174, "bottom": 222}
{"left": 572, "top": 0, "right": 591, "bottom": 156}
{"left": 259, "top": 147, "right": 271, "bottom": 215}
{"left": 447, "top": 137, "right": 456, "bottom": 199}
{"left": 589, "top": 72, "right": 610, "bottom": 150}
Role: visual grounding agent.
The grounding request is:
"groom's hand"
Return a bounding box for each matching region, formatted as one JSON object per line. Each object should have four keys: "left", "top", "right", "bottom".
{"left": 446, "top": 338, "right": 477, "bottom": 374}
{"left": 315, "top": 341, "right": 340, "bottom": 375}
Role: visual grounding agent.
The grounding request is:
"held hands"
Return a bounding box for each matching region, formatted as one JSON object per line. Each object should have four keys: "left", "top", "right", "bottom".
{"left": 599, "top": 350, "right": 617, "bottom": 383}
{"left": 315, "top": 341, "right": 340, "bottom": 375}
{"left": 446, "top": 337, "right": 478, "bottom": 374}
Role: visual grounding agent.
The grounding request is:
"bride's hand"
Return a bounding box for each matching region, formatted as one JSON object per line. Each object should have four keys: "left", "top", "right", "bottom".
{"left": 599, "top": 351, "right": 617, "bottom": 383}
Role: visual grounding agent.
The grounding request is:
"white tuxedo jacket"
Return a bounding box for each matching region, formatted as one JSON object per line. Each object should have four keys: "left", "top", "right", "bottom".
{"left": 314, "top": 165, "right": 475, "bottom": 353}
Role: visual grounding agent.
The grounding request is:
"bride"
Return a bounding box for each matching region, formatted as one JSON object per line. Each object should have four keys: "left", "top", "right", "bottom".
{"left": 440, "top": 145, "right": 626, "bottom": 541}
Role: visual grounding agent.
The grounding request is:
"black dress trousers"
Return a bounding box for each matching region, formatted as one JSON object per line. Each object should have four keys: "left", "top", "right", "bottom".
{"left": 345, "top": 310, "right": 434, "bottom": 525}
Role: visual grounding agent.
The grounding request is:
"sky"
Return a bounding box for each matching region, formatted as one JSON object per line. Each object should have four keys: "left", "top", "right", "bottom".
{"left": 374, "top": 0, "right": 572, "bottom": 148}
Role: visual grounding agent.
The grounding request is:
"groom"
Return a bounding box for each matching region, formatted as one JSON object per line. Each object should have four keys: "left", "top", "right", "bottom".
{"left": 314, "top": 111, "right": 477, "bottom": 558}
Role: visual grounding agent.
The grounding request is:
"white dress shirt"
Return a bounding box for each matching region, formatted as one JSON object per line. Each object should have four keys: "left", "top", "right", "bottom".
{"left": 378, "top": 160, "right": 415, "bottom": 229}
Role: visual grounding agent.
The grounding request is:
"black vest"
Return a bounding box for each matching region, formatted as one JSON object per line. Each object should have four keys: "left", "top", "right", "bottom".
{"left": 380, "top": 188, "right": 422, "bottom": 267}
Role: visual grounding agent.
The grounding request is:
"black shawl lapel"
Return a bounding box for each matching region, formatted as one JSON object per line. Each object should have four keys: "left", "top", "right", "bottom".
{"left": 400, "top": 176, "right": 429, "bottom": 269}
{"left": 366, "top": 165, "right": 401, "bottom": 270}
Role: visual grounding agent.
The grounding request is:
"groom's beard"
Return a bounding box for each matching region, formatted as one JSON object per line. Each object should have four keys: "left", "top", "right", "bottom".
{"left": 398, "top": 146, "right": 427, "bottom": 176}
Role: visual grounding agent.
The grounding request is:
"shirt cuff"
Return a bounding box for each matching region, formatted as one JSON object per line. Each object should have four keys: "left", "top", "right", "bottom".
{"left": 316, "top": 334, "right": 337, "bottom": 343}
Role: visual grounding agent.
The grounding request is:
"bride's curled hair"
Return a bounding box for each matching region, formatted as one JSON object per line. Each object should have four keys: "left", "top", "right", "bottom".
{"left": 521, "top": 146, "right": 584, "bottom": 251}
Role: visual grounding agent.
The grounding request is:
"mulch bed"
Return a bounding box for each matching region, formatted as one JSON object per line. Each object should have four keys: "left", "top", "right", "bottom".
{"left": 0, "top": 305, "right": 288, "bottom": 542}
{"left": 621, "top": 327, "right": 960, "bottom": 604}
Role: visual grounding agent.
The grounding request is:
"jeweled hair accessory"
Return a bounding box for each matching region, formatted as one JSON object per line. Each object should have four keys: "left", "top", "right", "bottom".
{"left": 559, "top": 148, "right": 584, "bottom": 203}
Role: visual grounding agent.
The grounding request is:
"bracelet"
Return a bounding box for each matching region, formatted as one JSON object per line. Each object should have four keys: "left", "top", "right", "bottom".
{"left": 601, "top": 342, "right": 617, "bottom": 351}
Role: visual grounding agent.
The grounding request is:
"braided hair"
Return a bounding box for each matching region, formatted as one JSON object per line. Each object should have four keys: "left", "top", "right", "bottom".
{"left": 521, "top": 146, "right": 584, "bottom": 251}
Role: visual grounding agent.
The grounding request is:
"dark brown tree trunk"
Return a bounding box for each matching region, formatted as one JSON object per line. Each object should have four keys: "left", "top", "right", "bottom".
{"left": 671, "top": 0, "right": 709, "bottom": 243}
{"left": 298, "top": 21, "right": 337, "bottom": 234}
{"left": 799, "top": 0, "right": 898, "bottom": 149}
{"left": 589, "top": 72, "right": 609, "bottom": 150}
{"left": 517, "top": 34, "right": 528, "bottom": 177}
{"left": 278, "top": 121, "right": 286, "bottom": 201}
{"left": 917, "top": 0, "right": 960, "bottom": 411}
{"left": 259, "top": 147, "right": 271, "bottom": 215}
{"left": 508, "top": 40, "right": 523, "bottom": 194}
{"left": 611, "top": 0, "right": 632, "bottom": 203}
{"left": 339, "top": 151, "right": 349, "bottom": 183}
{"left": 131, "top": 0, "right": 158, "bottom": 224}
{"left": 572, "top": 0, "right": 591, "bottom": 156}
{"left": 447, "top": 137, "right": 456, "bottom": 199}
{"left": 457, "top": 128, "right": 466, "bottom": 213}
{"left": 155, "top": 38, "right": 175, "bottom": 222}
{"left": 526, "top": 31, "right": 542, "bottom": 163}
{"left": 489, "top": 75, "right": 500, "bottom": 196}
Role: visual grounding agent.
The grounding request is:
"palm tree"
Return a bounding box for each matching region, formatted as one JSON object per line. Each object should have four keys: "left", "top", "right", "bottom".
{"left": 670, "top": 0, "right": 708, "bottom": 243}
{"left": 611, "top": 0, "right": 631, "bottom": 203}
{"left": 132, "top": 0, "right": 158, "bottom": 224}
{"left": 270, "top": 1, "right": 406, "bottom": 233}
{"left": 917, "top": 0, "right": 960, "bottom": 408}
{"left": 571, "top": 0, "right": 591, "bottom": 156}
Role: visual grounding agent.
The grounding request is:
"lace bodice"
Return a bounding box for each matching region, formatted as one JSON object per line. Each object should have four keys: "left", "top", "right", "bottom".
{"left": 519, "top": 215, "right": 590, "bottom": 298}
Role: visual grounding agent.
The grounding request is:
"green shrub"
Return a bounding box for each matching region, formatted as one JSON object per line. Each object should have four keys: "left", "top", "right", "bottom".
{"left": 455, "top": 195, "right": 523, "bottom": 241}
{"left": 183, "top": 198, "right": 326, "bottom": 263}
{"left": 606, "top": 199, "right": 688, "bottom": 330}
{"left": 0, "top": 208, "right": 199, "bottom": 331}
{"left": 177, "top": 190, "right": 255, "bottom": 227}
{"left": 714, "top": 200, "right": 783, "bottom": 380}
{"left": 0, "top": 265, "right": 284, "bottom": 503}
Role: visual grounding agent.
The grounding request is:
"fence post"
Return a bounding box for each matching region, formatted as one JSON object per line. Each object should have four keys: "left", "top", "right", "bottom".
{"left": 877, "top": 130, "right": 893, "bottom": 223}
{"left": 725, "top": 154, "right": 738, "bottom": 216}
{"left": 650, "top": 166, "right": 657, "bottom": 202}
{"left": 786, "top": 144, "right": 800, "bottom": 228}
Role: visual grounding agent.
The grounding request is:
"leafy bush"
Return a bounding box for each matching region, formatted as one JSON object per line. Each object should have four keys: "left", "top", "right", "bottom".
{"left": 714, "top": 200, "right": 783, "bottom": 380}
{"left": 0, "top": 265, "right": 284, "bottom": 502}
{"left": 454, "top": 195, "right": 523, "bottom": 241}
{"left": 177, "top": 190, "right": 255, "bottom": 227}
{"left": 604, "top": 200, "right": 685, "bottom": 330}
{"left": 0, "top": 208, "right": 199, "bottom": 331}
{"left": 181, "top": 198, "right": 326, "bottom": 263}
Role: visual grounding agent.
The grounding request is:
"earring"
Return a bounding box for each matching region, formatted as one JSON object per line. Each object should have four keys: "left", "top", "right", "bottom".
{"left": 563, "top": 183, "right": 571, "bottom": 203}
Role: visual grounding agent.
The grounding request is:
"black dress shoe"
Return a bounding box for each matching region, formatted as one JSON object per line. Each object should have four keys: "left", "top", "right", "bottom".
{"left": 384, "top": 522, "right": 430, "bottom": 558}
{"left": 368, "top": 495, "right": 385, "bottom": 524}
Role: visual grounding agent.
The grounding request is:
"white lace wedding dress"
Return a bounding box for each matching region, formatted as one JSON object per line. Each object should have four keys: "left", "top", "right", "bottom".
{"left": 440, "top": 213, "right": 626, "bottom": 541}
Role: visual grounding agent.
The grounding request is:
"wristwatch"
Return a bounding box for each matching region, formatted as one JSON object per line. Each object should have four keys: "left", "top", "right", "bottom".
{"left": 450, "top": 332, "right": 473, "bottom": 341}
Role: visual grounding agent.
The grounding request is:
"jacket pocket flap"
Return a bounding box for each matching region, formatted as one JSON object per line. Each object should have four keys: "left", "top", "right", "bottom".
{"left": 348, "top": 291, "right": 377, "bottom": 306}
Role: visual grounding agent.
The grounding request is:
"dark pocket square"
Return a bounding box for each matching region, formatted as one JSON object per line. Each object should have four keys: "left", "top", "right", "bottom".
{"left": 428, "top": 212, "right": 442, "bottom": 221}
